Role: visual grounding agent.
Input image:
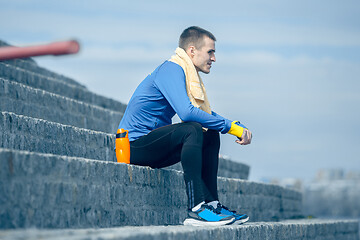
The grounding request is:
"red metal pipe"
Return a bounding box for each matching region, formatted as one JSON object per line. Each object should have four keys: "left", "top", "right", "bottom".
{"left": 0, "top": 40, "right": 80, "bottom": 60}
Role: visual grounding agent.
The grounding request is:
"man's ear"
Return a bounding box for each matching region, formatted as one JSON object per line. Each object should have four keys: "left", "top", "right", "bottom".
{"left": 186, "top": 46, "right": 196, "bottom": 59}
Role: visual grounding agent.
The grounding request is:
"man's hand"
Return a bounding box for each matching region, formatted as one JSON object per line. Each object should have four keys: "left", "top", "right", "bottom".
{"left": 227, "top": 121, "right": 252, "bottom": 145}
{"left": 235, "top": 128, "right": 252, "bottom": 145}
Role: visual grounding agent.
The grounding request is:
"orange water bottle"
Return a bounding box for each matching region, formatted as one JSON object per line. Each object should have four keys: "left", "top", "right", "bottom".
{"left": 115, "top": 128, "right": 130, "bottom": 164}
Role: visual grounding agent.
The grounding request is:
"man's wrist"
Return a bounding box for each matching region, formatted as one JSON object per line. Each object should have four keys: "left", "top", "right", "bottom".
{"left": 228, "top": 121, "right": 245, "bottom": 138}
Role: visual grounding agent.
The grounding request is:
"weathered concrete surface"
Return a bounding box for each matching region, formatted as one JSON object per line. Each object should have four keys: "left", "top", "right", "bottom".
{"left": 0, "top": 148, "right": 302, "bottom": 229}
{"left": 0, "top": 111, "right": 115, "bottom": 162}
{"left": 0, "top": 78, "right": 122, "bottom": 133}
{"left": 217, "top": 156, "right": 250, "bottom": 180}
{"left": 0, "top": 61, "right": 126, "bottom": 113}
{"left": 0, "top": 220, "right": 358, "bottom": 240}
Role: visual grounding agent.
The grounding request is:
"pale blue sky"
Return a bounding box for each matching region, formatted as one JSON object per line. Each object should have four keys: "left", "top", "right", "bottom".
{"left": 1, "top": 0, "right": 360, "bottom": 182}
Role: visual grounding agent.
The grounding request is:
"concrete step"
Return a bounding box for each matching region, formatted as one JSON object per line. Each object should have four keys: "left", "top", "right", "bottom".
{"left": 0, "top": 61, "right": 126, "bottom": 113}
{"left": 0, "top": 111, "right": 115, "bottom": 162}
{"left": 0, "top": 111, "right": 250, "bottom": 179}
{"left": 0, "top": 148, "right": 302, "bottom": 228}
{"left": 0, "top": 220, "right": 358, "bottom": 240}
{"left": 0, "top": 77, "right": 122, "bottom": 133}
{"left": 0, "top": 40, "right": 86, "bottom": 88}
{"left": 0, "top": 59, "right": 85, "bottom": 89}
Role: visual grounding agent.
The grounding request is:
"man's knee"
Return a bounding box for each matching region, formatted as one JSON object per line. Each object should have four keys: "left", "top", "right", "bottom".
{"left": 185, "top": 121, "right": 203, "bottom": 130}
{"left": 177, "top": 122, "right": 203, "bottom": 144}
{"left": 184, "top": 122, "right": 203, "bottom": 134}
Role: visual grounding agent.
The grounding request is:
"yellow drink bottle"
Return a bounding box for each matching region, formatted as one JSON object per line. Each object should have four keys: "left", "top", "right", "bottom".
{"left": 115, "top": 128, "right": 130, "bottom": 164}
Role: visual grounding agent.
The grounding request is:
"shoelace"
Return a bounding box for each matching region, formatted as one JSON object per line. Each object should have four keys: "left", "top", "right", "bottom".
{"left": 218, "top": 203, "right": 237, "bottom": 214}
{"left": 203, "top": 204, "right": 222, "bottom": 214}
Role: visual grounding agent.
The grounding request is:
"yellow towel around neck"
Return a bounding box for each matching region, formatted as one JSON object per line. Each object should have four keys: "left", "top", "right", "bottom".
{"left": 169, "top": 47, "right": 212, "bottom": 115}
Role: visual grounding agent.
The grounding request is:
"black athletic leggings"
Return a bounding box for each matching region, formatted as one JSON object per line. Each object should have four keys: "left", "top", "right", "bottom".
{"left": 130, "top": 122, "right": 220, "bottom": 209}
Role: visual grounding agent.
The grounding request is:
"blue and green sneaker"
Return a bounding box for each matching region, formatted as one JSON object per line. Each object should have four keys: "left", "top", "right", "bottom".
{"left": 217, "top": 203, "right": 249, "bottom": 225}
{"left": 183, "top": 204, "right": 235, "bottom": 226}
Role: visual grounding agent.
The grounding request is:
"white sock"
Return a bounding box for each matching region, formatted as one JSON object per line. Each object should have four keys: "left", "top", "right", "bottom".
{"left": 192, "top": 201, "right": 205, "bottom": 212}
{"left": 207, "top": 200, "right": 219, "bottom": 209}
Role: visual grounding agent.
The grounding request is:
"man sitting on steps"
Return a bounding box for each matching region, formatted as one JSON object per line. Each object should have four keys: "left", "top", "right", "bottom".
{"left": 117, "top": 26, "right": 252, "bottom": 226}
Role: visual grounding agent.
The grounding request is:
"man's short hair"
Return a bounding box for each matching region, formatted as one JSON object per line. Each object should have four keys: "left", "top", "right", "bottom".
{"left": 179, "top": 26, "right": 216, "bottom": 50}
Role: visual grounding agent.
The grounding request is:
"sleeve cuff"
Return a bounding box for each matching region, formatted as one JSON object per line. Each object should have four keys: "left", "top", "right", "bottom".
{"left": 227, "top": 121, "right": 245, "bottom": 138}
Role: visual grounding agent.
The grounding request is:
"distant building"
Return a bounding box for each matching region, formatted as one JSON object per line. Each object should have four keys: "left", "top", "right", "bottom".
{"left": 303, "top": 169, "right": 360, "bottom": 218}
{"left": 263, "top": 169, "right": 360, "bottom": 218}
{"left": 315, "top": 169, "right": 345, "bottom": 182}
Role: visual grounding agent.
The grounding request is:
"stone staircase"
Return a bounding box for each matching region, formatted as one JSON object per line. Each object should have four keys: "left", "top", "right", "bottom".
{"left": 1, "top": 220, "right": 359, "bottom": 240}
{"left": 0, "top": 40, "right": 359, "bottom": 239}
